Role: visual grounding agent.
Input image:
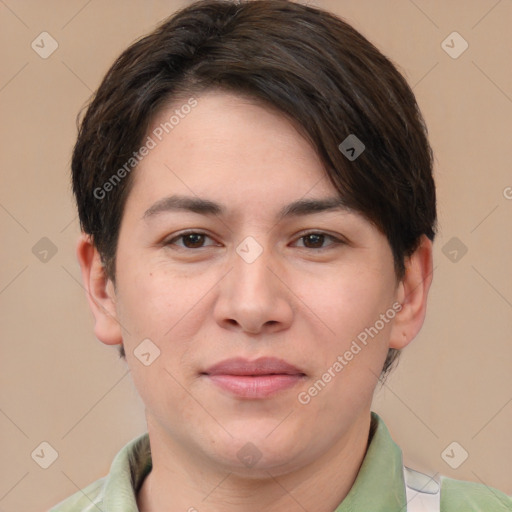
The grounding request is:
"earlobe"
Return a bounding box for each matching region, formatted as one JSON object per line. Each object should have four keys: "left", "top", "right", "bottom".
{"left": 76, "top": 233, "right": 123, "bottom": 346}
{"left": 389, "top": 235, "right": 434, "bottom": 350}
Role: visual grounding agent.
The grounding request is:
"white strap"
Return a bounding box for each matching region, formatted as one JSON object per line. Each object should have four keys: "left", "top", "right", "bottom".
{"left": 403, "top": 466, "right": 441, "bottom": 512}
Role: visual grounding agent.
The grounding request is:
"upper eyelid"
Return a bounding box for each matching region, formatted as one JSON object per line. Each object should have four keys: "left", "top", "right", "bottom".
{"left": 293, "top": 229, "right": 346, "bottom": 242}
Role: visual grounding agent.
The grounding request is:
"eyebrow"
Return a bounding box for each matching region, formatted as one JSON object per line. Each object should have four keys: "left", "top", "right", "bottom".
{"left": 143, "top": 194, "right": 349, "bottom": 221}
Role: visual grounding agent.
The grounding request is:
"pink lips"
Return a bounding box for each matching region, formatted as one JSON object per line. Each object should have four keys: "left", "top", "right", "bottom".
{"left": 202, "top": 357, "right": 306, "bottom": 399}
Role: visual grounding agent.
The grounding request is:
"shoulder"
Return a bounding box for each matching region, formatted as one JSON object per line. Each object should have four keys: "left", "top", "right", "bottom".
{"left": 440, "top": 476, "right": 512, "bottom": 511}
{"left": 47, "top": 477, "right": 107, "bottom": 511}
{"left": 404, "top": 466, "right": 511, "bottom": 511}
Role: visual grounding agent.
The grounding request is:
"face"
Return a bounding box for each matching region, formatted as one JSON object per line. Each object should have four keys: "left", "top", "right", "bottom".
{"left": 97, "top": 90, "right": 408, "bottom": 476}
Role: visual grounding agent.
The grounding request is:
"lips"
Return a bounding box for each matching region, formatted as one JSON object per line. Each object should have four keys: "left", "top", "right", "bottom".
{"left": 202, "top": 357, "right": 306, "bottom": 399}
{"left": 204, "top": 357, "right": 305, "bottom": 376}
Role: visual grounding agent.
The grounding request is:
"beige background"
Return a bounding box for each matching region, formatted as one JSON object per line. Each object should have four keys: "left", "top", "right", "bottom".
{"left": 0, "top": 1, "right": 511, "bottom": 510}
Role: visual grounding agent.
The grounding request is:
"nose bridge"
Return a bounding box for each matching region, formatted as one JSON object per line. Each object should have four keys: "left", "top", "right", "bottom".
{"left": 231, "top": 236, "right": 275, "bottom": 298}
{"left": 213, "top": 235, "right": 293, "bottom": 333}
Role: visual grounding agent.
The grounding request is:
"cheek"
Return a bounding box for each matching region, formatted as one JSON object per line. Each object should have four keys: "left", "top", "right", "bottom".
{"left": 115, "top": 260, "right": 204, "bottom": 339}
{"left": 293, "top": 264, "right": 397, "bottom": 396}
{"left": 300, "top": 265, "right": 395, "bottom": 337}
{"left": 303, "top": 278, "right": 395, "bottom": 410}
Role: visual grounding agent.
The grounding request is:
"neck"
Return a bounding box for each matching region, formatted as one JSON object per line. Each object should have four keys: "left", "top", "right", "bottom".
{"left": 137, "top": 413, "right": 372, "bottom": 512}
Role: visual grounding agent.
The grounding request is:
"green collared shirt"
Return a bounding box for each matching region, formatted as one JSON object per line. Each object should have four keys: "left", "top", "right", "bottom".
{"left": 49, "top": 412, "right": 512, "bottom": 511}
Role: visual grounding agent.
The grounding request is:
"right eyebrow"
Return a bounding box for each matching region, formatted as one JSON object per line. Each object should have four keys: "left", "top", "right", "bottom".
{"left": 143, "top": 195, "right": 224, "bottom": 220}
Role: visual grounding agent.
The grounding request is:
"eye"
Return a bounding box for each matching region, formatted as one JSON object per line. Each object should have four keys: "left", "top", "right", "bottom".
{"left": 165, "top": 230, "right": 345, "bottom": 251}
{"left": 293, "top": 232, "right": 344, "bottom": 250}
{"left": 166, "top": 231, "right": 218, "bottom": 249}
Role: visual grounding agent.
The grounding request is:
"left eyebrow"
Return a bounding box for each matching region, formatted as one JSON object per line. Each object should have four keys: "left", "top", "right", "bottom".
{"left": 277, "top": 197, "right": 350, "bottom": 220}
{"left": 142, "top": 194, "right": 350, "bottom": 221}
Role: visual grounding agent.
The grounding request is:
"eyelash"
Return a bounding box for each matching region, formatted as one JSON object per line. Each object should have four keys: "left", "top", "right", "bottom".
{"left": 165, "top": 230, "right": 345, "bottom": 251}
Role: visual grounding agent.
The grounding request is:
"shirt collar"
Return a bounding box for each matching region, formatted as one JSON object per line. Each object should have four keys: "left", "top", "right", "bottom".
{"left": 103, "top": 431, "right": 152, "bottom": 511}
{"left": 334, "top": 411, "right": 407, "bottom": 511}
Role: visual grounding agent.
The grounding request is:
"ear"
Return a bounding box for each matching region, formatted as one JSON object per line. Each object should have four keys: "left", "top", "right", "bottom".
{"left": 389, "top": 235, "right": 433, "bottom": 350}
{"left": 76, "top": 233, "right": 123, "bottom": 346}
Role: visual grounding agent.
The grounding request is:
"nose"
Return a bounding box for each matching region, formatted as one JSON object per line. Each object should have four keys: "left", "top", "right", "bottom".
{"left": 213, "top": 243, "right": 294, "bottom": 335}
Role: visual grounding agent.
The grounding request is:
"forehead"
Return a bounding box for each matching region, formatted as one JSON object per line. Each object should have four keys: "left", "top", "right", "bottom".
{"left": 127, "top": 90, "right": 343, "bottom": 210}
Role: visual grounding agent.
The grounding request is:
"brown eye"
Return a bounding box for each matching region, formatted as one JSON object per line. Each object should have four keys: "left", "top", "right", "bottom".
{"left": 182, "top": 233, "right": 206, "bottom": 248}
{"left": 166, "top": 231, "right": 217, "bottom": 249}
{"left": 302, "top": 233, "right": 325, "bottom": 248}
{"left": 294, "top": 232, "right": 344, "bottom": 250}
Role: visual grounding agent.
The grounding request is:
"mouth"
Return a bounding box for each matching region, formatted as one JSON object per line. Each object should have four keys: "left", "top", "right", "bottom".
{"left": 201, "top": 357, "right": 306, "bottom": 399}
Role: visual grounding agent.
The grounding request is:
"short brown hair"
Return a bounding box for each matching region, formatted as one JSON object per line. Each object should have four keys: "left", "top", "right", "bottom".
{"left": 72, "top": 0, "right": 436, "bottom": 379}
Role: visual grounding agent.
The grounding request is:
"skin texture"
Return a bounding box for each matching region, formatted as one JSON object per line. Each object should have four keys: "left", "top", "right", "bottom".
{"left": 77, "top": 90, "right": 433, "bottom": 512}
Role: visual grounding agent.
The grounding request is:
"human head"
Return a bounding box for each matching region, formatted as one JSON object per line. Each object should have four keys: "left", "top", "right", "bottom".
{"left": 72, "top": 0, "right": 436, "bottom": 379}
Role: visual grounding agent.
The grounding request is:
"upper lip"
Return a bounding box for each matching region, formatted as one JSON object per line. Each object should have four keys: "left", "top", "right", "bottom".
{"left": 203, "top": 357, "right": 305, "bottom": 376}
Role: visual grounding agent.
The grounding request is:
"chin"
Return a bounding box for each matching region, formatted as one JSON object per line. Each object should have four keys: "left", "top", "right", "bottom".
{"left": 200, "top": 424, "right": 310, "bottom": 476}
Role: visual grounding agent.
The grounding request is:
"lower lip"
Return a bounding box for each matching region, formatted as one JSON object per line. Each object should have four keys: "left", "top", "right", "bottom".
{"left": 206, "top": 374, "right": 304, "bottom": 398}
